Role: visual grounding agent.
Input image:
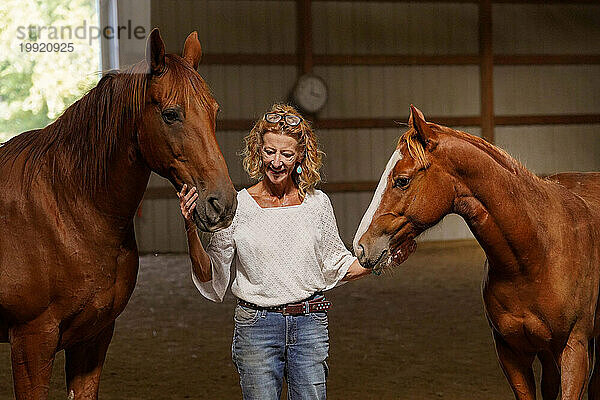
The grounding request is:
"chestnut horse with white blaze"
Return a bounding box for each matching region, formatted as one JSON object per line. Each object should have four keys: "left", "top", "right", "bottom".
{"left": 0, "top": 29, "right": 236, "bottom": 399}
{"left": 354, "top": 106, "right": 600, "bottom": 399}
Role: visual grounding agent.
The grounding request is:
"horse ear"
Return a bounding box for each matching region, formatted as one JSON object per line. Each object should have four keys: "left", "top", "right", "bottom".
{"left": 182, "top": 31, "right": 202, "bottom": 70}
{"left": 409, "top": 105, "right": 437, "bottom": 151}
{"left": 146, "top": 28, "right": 166, "bottom": 76}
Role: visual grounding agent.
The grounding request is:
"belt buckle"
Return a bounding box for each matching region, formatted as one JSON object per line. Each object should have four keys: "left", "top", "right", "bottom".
{"left": 281, "top": 303, "right": 294, "bottom": 316}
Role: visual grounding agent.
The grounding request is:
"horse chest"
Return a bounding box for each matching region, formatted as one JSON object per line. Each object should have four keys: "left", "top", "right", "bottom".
{"left": 490, "top": 311, "right": 554, "bottom": 349}
{"left": 60, "top": 249, "right": 139, "bottom": 346}
{"left": 483, "top": 285, "right": 557, "bottom": 350}
{"left": 93, "top": 257, "right": 137, "bottom": 308}
{"left": 93, "top": 263, "right": 137, "bottom": 312}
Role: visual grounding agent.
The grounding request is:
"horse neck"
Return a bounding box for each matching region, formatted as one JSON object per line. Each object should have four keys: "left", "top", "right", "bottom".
{"left": 92, "top": 134, "right": 151, "bottom": 224}
{"left": 445, "top": 136, "right": 552, "bottom": 276}
{"left": 64, "top": 69, "right": 151, "bottom": 225}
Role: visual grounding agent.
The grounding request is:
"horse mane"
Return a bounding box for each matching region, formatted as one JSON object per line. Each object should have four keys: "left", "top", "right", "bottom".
{"left": 398, "top": 123, "right": 539, "bottom": 181}
{"left": 0, "top": 54, "right": 214, "bottom": 194}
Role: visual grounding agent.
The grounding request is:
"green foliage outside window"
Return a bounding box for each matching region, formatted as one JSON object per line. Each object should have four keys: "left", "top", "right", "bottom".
{"left": 0, "top": 0, "right": 100, "bottom": 142}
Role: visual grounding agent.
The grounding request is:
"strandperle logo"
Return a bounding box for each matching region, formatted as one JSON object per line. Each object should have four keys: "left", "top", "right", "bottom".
{"left": 16, "top": 20, "right": 147, "bottom": 46}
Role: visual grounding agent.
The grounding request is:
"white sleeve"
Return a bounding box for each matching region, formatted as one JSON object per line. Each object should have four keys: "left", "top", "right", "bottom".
{"left": 191, "top": 225, "right": 235, "bottom": 302}
{"left": 319, "top": 193, "right": 357, "bottom": 290}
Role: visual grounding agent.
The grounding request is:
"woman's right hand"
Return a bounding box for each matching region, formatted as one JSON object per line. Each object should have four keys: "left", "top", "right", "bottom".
{"left": 178, "top": 184, "right": 199, "bottom": 222}
{"left": 179, "top": 184, "right": 212, "bottom": 282}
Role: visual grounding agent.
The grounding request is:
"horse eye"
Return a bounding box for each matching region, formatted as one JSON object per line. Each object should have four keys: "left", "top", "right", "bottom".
{"left": 162, "top": 109, "right": 181, "bottom": 124}
{"left": 394, "top": 176, "right": 411, "bottom": 189}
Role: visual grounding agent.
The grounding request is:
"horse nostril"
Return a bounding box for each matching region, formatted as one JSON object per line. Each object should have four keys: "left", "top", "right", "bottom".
{"left": 355, "top": 244, "right": 365, "bottom": 263}
{"left": 207, "top": 197, "right": 224, "bottom": 220}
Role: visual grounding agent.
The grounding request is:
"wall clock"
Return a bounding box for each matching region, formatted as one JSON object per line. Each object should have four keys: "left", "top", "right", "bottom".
{"left": 291, "top": 73, "right": 328, "bottom": 114}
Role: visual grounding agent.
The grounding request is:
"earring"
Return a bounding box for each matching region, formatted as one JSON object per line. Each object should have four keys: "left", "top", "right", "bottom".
{"left": 296, "top": 164, "right": 302, "bottom": 174}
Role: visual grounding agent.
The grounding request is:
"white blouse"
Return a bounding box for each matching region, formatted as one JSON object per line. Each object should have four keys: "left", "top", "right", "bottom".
{"left": 192, "top": 189, "right": 356, "bottom": 307}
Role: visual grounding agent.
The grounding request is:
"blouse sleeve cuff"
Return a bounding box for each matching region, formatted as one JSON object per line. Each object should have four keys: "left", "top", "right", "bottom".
{"left": 191, "top": 258, "right": 228, "bottom": 302}
{"left": 323, "top": 254, "right": 356, "bottom": 291}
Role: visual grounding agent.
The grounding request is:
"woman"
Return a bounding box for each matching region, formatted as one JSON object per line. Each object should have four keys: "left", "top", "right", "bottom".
{"left": 178, "top": 103, "right": 370, "bottom": 400}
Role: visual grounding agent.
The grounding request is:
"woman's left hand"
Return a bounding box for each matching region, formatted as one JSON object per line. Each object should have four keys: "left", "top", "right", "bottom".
{"left": 342, "top": 259, "right": 372, "bottom": 281}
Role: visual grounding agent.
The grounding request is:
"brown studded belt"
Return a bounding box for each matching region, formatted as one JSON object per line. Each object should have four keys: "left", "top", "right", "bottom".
{"left": 237, "top": 296, "right": 331, "bottom": 316}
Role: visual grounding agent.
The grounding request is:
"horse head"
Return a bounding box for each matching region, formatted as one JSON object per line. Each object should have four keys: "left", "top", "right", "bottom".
{"left": 137, "top": 29, "right": 237, "bottom": 232}
{"left": 353, "top": 106, "right": 456, "bottom": 270}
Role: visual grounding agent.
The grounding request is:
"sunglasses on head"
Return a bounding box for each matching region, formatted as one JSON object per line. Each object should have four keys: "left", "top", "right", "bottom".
{"left": 264, "top": 112, "right": 302, "bottom": 127}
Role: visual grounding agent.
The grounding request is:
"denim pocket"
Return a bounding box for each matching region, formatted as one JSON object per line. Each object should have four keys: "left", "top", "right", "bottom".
{"left": 309, "top": 311, "right": 328, "bottom": 325}
{"left": 234, "top": 304, "right": 260, "bottom": 326}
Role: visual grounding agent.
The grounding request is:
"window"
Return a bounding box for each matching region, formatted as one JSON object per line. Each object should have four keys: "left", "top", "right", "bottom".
{"left": 0, "top": 0, "right": 102, "bottom": 142}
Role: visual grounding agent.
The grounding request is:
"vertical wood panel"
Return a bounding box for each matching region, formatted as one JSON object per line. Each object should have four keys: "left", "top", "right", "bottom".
{"left": 312, "top": 3, "right": 478, "bottom": 55}
{"left": 479, "top": 0, "right": 494, "bottom": 143}
{"left": 193, "top": 0, "right": 209, "bottom": 43}
{"left": 201, "top": 65, "right": 297, "bottom": 119}
{"left": 298, "top": 0, "right": 313, "bottom": 74}
{"left": 496, "top": 125, "right": 600, "bottom": 176}
{"left": 494, "top": 4, "right": 600, "bottom": 55}
{"left": 152, "top": 0, "right": 296, "bottom": 54}
{"left": 495, "top": 66, "right": 600, "bottom": 115}
{"left": 315, "top": 66, "right": 480, "bottom": 119}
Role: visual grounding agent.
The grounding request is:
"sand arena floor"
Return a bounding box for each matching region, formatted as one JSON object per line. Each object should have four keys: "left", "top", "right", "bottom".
{"left": 1, "top": 241, "right": 547, "bottom": 399}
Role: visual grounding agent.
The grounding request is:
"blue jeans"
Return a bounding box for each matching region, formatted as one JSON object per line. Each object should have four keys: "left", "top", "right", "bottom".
{"left": 231, "top": 304, "right": 329, "bottom": 400}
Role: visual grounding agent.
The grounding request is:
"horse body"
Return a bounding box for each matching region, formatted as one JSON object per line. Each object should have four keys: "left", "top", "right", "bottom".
{"left": 0, "top": 30, "right": 237, "bottom": 399}
{"left": 479, "top": 173, "right": 600, "bottom": 399}
{"left": 0, "top": 146, "right": 145, "bottom": 345}
{"left": 0, "top": 112, "right": 146, "bottom": 400}
{"left": 354, "top": 106, "right": 600, "bottom": 399}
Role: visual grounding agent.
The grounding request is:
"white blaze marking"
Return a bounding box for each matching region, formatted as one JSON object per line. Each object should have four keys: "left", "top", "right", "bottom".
{"left": 353, "top": 149, "right": 403, "bottom": 253}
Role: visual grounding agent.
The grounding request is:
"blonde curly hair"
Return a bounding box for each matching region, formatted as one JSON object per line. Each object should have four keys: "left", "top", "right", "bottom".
{"left": 242, "top": 104, "right": 324, "bottom": 200}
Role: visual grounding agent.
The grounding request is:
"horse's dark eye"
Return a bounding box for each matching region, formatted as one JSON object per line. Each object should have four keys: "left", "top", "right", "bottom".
{"left": 394, "top": 176, "right": 411, "bottom": 189}
{"left": 162, "top": 109, "right": 180, "bottom": 124}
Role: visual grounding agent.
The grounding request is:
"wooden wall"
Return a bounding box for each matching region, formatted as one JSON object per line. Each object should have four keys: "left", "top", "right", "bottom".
{"left": 133, "top": 0, "right": 600, "bottom": 253}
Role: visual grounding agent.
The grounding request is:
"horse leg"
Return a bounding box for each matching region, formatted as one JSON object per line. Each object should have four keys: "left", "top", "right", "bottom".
{"left": 587, "top": 337, "right": 600, "bottom": 400}
{"left": 492, "top": 331, "right": 537, "bottom": 400}
{"left": 65, "top": 322, "right": 115, "bottom": 400}
{"left": 9, "top": 318, "right": 60, "bottom": 400}
{"left": 559, "top": 335, "right": 589, "bottom": 400}
{"left": 538, "top": 351, "right": 560, "bottom": 400}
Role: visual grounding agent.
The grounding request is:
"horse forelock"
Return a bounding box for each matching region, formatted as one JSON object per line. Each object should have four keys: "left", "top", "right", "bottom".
{"left": 162, "top": 54, "right": 217, "bottom": 121}
{"left": 397, "top": 127, "right": 431, "bottom": 169}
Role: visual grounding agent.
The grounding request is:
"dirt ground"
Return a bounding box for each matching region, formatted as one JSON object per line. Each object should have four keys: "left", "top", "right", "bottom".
{"left": 1, "top": 241, "right": 543, "bottom": 399}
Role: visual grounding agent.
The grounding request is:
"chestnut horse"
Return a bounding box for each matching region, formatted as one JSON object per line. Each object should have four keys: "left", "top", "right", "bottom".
{"left": 0, "top": 29, "right": 237, "bottom": 399}
{"left": 354, "top": 106, "right": 600, "bottom": 399}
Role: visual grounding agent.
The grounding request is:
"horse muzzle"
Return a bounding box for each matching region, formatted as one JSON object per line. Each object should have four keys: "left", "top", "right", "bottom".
{"left": 193, "top": 189, "right": 237, "bottom": 233}
{"left": 355, "top": 231, "right": 417, "bottom": 270}
{"left": 354, "top": 232, "right": 390, "bottom": 268}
